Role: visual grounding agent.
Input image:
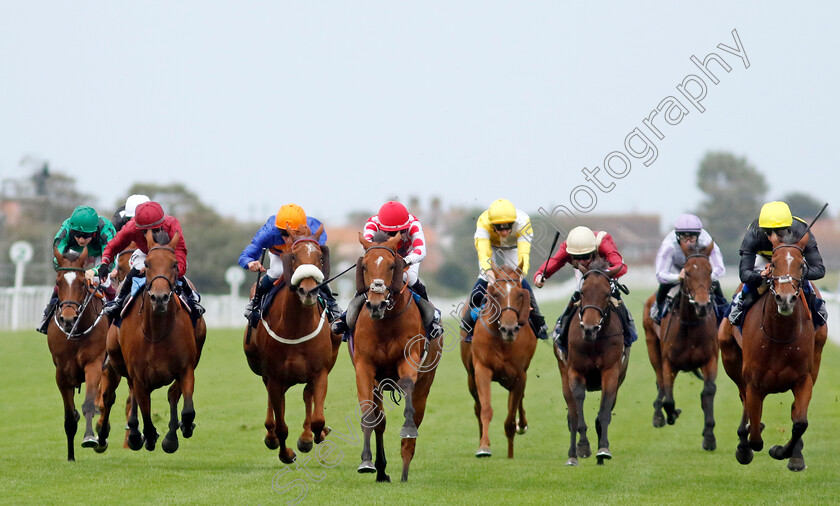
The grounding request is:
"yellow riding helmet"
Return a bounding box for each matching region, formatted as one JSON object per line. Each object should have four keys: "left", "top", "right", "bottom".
{"left": 275, "top": 203, "right": 308, "bottom": 230}
{"left": 758, "top": 201, "right": 792, "bottom": 228}
{"left": 487, "top": 199, "right": 517, "bottom": 225}
{"left": 566, "top": 226, "right": 598, "bottom": 255}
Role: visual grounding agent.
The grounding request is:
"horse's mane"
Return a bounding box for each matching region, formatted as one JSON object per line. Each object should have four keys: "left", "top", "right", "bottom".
{"left": 62, "top": 249, "right": 82, "bottom": 262}
{"left": 686, "top": 243, "right": 704, "bottom": 255}
{"left": 371, "top": 230, "right": 390, "bottom": 244}
{"left": 589, "top": 258, "right": 610, "bottom": 272}
{"left": 778, "top": 228, "right": 800, "bottom": 246}
{"left": 151, "top": 229, "right": 171, "bottom": 245}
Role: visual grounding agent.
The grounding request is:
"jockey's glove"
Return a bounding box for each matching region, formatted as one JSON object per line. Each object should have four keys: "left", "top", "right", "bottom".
{"left": 98, "top": 263, "right": 110, "bottom": 281}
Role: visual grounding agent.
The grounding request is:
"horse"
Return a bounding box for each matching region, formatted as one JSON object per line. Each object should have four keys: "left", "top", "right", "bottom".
{"left": 242, "top": 224, "right": 341, "bottom": 463}
{"left": 556, "top": 259, "right": 629, "bottom": 466}
{"left": 719, "top": 231, "right": 828, "bottom": 471}
{"left": 642, "top": 241, "right": 718, "bottom": 450}
{"left": 97, "top": 229, "right": 206, "bottom": 453}
{"left": 352, "top": 231, "right": 442, "bottom": 482}
{"left": 112, "top": 241, "right": 137, "bottom": 449}
{"left": 46, "top": 246, "right": 109, "bottom": 460}
{"left": 459, "top": 263, "right": 536, "bottom": 458}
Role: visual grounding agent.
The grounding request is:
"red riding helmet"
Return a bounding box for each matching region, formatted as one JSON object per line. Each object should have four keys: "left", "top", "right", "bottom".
{"left": 135, "top": 202, "right": 166, "bottom": 229}
{"left": 378, "top": 201, "right": 411, "bottom": 232}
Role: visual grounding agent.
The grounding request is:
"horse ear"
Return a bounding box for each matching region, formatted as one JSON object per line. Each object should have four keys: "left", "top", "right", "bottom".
{"left": 385, "top": 233, "right": 401, "bottom": 252}
{"left": 702, "top": 241, "right": 715, "bottom": 257}
{"left": 282, "top": 252, "right": 294, "bottom": 288}
{"left": 313, "top": 223, "right": 324, "bottom": 240}
{"left": 517, "top": 289, "right": 530, "bottom": 328}
{"left": 359, "top": 231, "right": 372, "bottom": 250}
{"left": 79, "top": 245, "right": 89, "bottom": 264}
{"left": 768, "top": 231, "right": 782, "bottom": 249}
{"left": 53, "top": 245, "right": 63, "bottom": 264}
{"left": 355, "top": 257, "right": 365, "bottom": 295}
{"left": 390, "top": 254, "right": 406, "bottom": 294}
{"left": 145, "top": 229, "right": 156, "bottom": 248}
{"left": 795, "top": 231, "right": 810, "bottom": 250}
{"left": 607, "top": 263, "right": 623, "bottom": 278}
{"left": 320, "top": 245, "right": 331, "bottom": 279}
{"left": 169, "top": 232, "right": 180, "bottom": 249}
{"left": 517, "top": 257, "right": 525, "bottom": 276}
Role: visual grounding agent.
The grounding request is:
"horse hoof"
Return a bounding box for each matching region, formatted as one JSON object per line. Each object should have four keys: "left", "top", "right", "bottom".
{"left": 297, "top": 438, "right": 313, "bottom": 453}
{"left": 358, "top": 460, "right": 376, "bottom": 473}
{"left": 264, "top": 436, "right": 280, "bottom": 450}
{"left": 596, "top": 448, "right": 612, "bottom": 465}
{"left": 565, "top": 457, "right": 579, "bottom": 466}
{"left": 703, "top": 437, "right": 717, "bottom": 452}
{"left": 788, "top": 457, "right": 806, "bottom": 472}
{"left": 127, "top": 434, "right": 143, "bottom": 451}
{"left": 516, "top": 423, "right": 528, "bottom": 435}
{"left": 768, "top": 445, "right": 786, "bottom": 460}
{"left": 667, "top": 409, "right": 681, "bottom": 425}
{"left": 144, "top": 436, "right": 157, "bottom": 451}
{"left": 321, "top": 426, "right": 332, "bottom": 439}
{"left": 577, "top": 443, "right": 591, "bottom": 458}
{"left": 279, "top": 450, "right": 296, "bottom": 465}
{"left": 652, "top": 412, "right": 665, "bottom": 428}
{"left": 81, "top": 436, "right": 98, "bottom": 448}
{"left": 181, "top": 421, "right": 195, "bottom": 439}
{"left": 376, "top": 474, "right": 391, "bottom": 483}
{"left": 475, "top": 447, "right": 492, "bottom": 458}
{"left": 735, "top": 448, "right": 753, "bottom": 465}
{"left": 162, "top": 437, "right": 179, "bottom": 454}
{"left": 400, "top": 426, "right": 418, "bottom": 439}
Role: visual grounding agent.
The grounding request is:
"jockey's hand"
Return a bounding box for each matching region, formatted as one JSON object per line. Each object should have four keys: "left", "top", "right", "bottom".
{"left": 760, "top": 264, "right": 772, "bottom": 279}
{"left": 485, "top": 270, "right": 496, "bottom": 284}
{"left": 678, "top": 268, "right": 686, "bottom": 280}
{"left": 534, "top": 273, "right": 545, "bottom": 288}
{"left": 109, "top": 269, "right": 118, "bottom": 280}
{"left": 85, "top": 268, "right": 96, "bottom": 284}
{"left": 247, "top": 261, "right": 266, "bottom": 273}
{"left": 97, "top": 264, "right": 110, "bottom": 281}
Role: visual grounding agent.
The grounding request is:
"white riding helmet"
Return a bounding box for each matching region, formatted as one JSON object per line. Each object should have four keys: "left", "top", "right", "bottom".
{"left": 124, "top": 194, "right": 151, "bottom": 218}
{"left": 566, "top": 226, "right": 598, "bottom": 256}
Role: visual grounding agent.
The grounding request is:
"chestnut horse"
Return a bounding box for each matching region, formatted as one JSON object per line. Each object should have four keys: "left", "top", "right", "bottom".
{"left": 243, "top": 224, "right": 341, "bottom": 464}
{"left": 642, "top": 241, "right": 718, "bottom": 450}
{"left": 353, "top": 232, "right": 441, "bottom": 482}
{"left": 97, "top": 230, "right": 206, "bottom": 453}
{"left": 719, "top": 231, "right": 828, "bottom": 471}
{"left": 459, "top": 263, "right": 536, "bottom": 458}
{"left": 556, "top": 259, "right": 629, "bottom": 466}
{"left": 47, "top": 246, "right": 109, "bottom": 460}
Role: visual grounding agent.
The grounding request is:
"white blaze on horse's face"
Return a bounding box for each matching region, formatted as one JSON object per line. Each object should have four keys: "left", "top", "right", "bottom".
{"left": 375, "top": 256, "right": 383, "bottom": 267}
{"left": 63, "top": 271, "right": 76, "bottom": 287}
{"left": 786, "top": 251, "right": 793, "bottom": 269}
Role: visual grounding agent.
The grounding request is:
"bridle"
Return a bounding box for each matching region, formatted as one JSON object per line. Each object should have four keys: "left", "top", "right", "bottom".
{"left": 578, "top": 269, "right": 613, "bottom": 334}
{"left": 767, "top": 244, "right": 805, "bottom": 300}
{"left": 54, "top": 266, "right": 105, "bottom": 339}
{"left": 680, "top": 253, "right": 713, "bottom": 313}
{"left": 144, "top": 245, "right": 177, "bottom": 297}
{"left": 363, "top": 245, "right": 403, "bottom": 311}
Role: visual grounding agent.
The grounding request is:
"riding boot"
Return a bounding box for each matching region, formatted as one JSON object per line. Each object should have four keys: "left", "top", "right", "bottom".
{"left": 245, "top": 275, "right": 275, "bottom": 328}
{"left": 36, "top": 295, "right": 59, "bottom": 334}
{"left": 728, "top": 288, "right": 757, "bottom": 327}
{"left": 179, "top": 277, "right": 205, "bottom": 321}
{"left": 318, "top": 284, "right": 343, "bottom": 323}
{"left": 410, "top": 280, "right": 430, "bottom": 301}
{"left": 652, "top": 283, "right": 674, "bottom": 325}
{"left": 331, "top": 294, "right": 365, "bottom": 341}
{"left": 616, "top": 302, "right": 638, "bottom": 348}
{"left": 104, "top": 268, "right": 139, "bottom": 321}
{"left": 553, "top": 299, "right": 577, "bottom": 353}
{"left": 526, "top": 291, "right": 549, "bottom": 340}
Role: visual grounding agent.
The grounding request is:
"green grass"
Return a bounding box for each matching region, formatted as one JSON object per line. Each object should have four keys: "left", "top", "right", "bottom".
{"left": 2, "top": 292, "right": 839, "bottom": 505}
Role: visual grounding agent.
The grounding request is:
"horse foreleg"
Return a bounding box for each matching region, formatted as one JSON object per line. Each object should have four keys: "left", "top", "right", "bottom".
{"left": 516, "top": 396, "right": 528, "bottom": 435}
{"left": 298, "top": 383, "right": 315, "bottom": 453}
{"left": 56, "top": 373, "right": 78, "bottom": 462}
{"left": 505, "top": 375, "right": 526, "bottom": 459}
{"left": 473, "top": 363, "right": 494, "bottom": 457}
{"left": 162, "top": 381, "right": 182, "bottom": 454}
{"left": 80, "top": 361, "right": 102, "bottom": 450}
{"left": 700, "top": 358, "right": 718, "bottom": 451}
{"left": 661, "top": 360, "right": 681, "bottom": 426}
{"left": 125, "top": 381, "right": 143, "bottom": 451}
{"left": 466, "top": 366, "right": 482, "bottom": 440}
{"left": 569, "top": 373, "right": 590, "bottom": 463}
{"left": 595, "top": 370, "right": 620, "bottom": 465}
{"left": 373, "top": 407, "right": 390, "bottom": 483}
{"left": 263, "top": 389, "right": 279, "bottom": 450}
{"left": 735, "top": 406, "right": 753, "bottom": 465}
{"left": 179, "top": 368, "right": 196, "bottom": 439}
{"left": 95, "top": 363, "right": 120, "bottom": 453}
{"left": 745, "top": 385, "right": 765, "bottom": 453}
{"left": 644, "top": 302, "right": 666, "bottom": 428}
{"left": 311, "top": 370, "right": 329, "bottom": 445}
{"left": 267, "top": 379, "right": 295, "bottom": 464}
{"left": 132, "top": 383, "right": 158, "bottom": 452}
{"left": 397, "top": 372, "right": 418, "bottom": 439}
{"left": 769, "top": 376, "right": 813, "bottom": 471}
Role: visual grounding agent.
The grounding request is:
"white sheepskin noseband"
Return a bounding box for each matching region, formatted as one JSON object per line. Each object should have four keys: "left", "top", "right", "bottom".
{"left": 291, "top": 264, "right": 325, "bottom": 285}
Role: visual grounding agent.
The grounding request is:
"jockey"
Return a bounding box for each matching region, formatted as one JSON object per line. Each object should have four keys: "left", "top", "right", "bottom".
{"left": 330, "top": 201, "right": 443, "bottom": 339}
{"left": 461, "top": 199, "right": 548, "bottom": 341}
{"left": 728, "top": 201, "right": 827, "bottom": 327}
{"left": 112, "top": 194, "right": 150, "bottom": 232}
{"left": 36, "top": 205, "right": 117, "bottom": 334}
{"left": 95, "top": 201, "right": 203, "bottom": 322}
{"left": 240, "top": 203, "right": 342, "bottom": 328}
{"left": 533, "top": 225, "right": 636, "bottom": 359}
{"left": 650, "top": 214, "right": 727, "bottom": 324}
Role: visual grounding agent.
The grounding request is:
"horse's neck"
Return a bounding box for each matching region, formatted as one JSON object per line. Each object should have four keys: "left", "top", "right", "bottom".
{"left": 761, "top": 294, "right": 808, "bottom": 337}
{"left": 676, "top": 288, "right": 698, "bottom": 322}
{"left": 143, "top": 295, "right": 177, "bottom": 337}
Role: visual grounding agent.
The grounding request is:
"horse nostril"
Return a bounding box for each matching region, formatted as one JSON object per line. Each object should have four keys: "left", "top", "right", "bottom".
{"left": 297, "top": 287, "right": 306, "bottom": 297}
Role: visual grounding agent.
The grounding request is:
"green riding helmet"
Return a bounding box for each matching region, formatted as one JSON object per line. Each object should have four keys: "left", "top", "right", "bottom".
{"left": 68, "top": 206, "right": 99, "bottom": 233}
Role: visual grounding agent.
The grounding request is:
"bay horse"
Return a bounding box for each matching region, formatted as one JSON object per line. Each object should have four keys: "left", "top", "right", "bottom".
{"left": 556, "top": 259, "right": 629, "bottom": 466}
{"left": 47, "top": 246, "right": 109, "bottom": 460}
{"left": 459, "top": 263, "right": 536, "bottom": 458}
{"left": 353, "top": 232, "right": 441, "bottom": 482}
{"left": 642, "top": 241, "right": 718, "bottom": 450}
{"left": 97, "top": 229, "right": 206, "bottom": 453}
{"left": 719, "top": 231, "right": 828, "bottom": 471}
{"left": 242, "top": 224, "right": 341, "bottom": 464}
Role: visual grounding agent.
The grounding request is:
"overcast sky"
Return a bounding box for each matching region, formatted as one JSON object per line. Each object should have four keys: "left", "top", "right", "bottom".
{"left": 2, "top": 2, "right": 837, "bottom": 229}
